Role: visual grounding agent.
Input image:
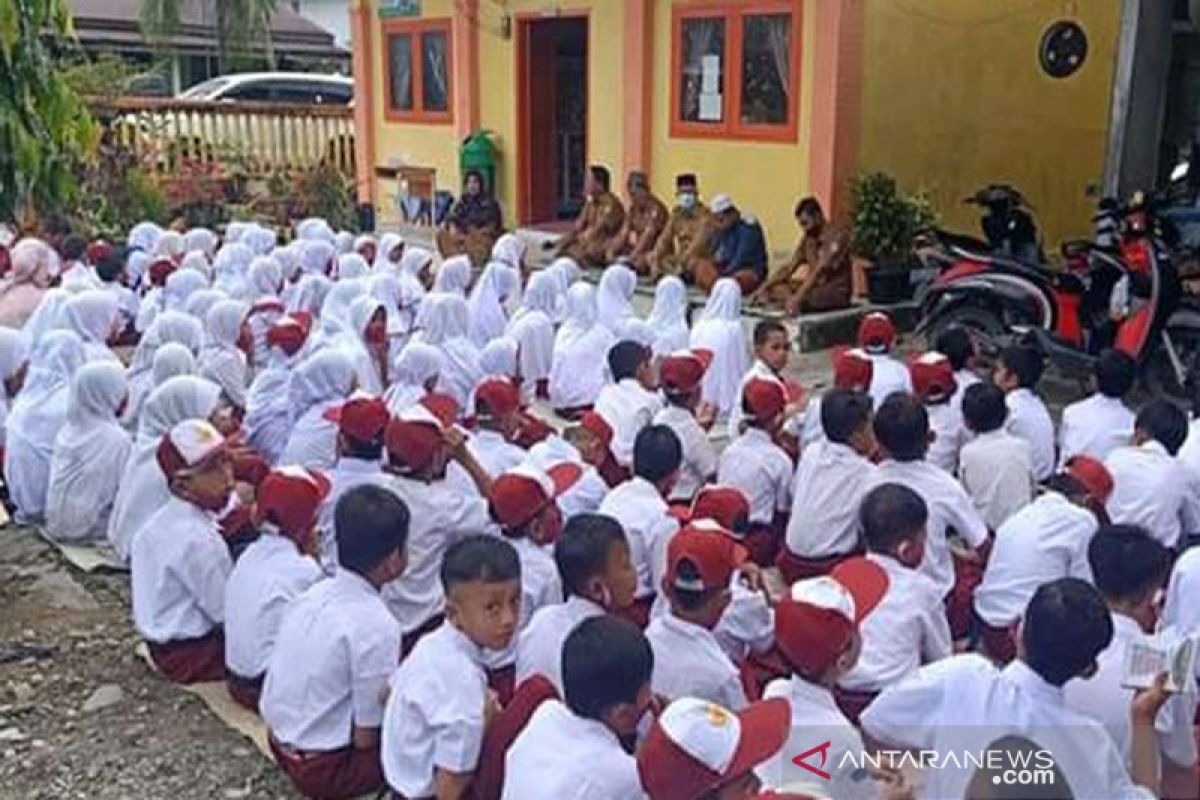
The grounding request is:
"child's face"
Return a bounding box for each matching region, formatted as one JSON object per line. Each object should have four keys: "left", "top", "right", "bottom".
{"left": 528, "top": 502, "right": 564, "bottom": 546}
{"left": 601, "top": 540, "right": 639, "bottom": 610}
{"left": 446, "top": 579, "right": 521, "bottom": 651}
{"left": 177, "top": 456, "right": 235, "bottom": 513}
{"left": 635, "top": 357, "right": 657, "bottom": 391}
{"left": 993, "top": 361, "right": 1018, "bottom": 392}
{"left": 757, "top": 332, "right": 790, "bottom": 372}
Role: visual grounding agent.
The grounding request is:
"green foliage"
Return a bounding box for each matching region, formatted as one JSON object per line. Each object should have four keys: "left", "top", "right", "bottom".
{"left": 0, "top": 0, "right": 99, "bottom": 225}
{"left": 76, "top": 142, "right": 168, "bottom": 238}
{"left": 288, "top": 163, "right": 358, "bottom": 232}
{"left": 140, "top": 0, "right": 279, "bottom": 73}
{"left": 59, "top": 53, "right": 169, "bottom": 103}
{"left": 850, "top": 172, "right": 937, "bottom": 267}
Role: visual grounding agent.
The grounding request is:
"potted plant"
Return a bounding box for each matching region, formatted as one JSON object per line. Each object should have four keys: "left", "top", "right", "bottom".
{"left": 850, "top": 172, "right": 936, "bottom": 304}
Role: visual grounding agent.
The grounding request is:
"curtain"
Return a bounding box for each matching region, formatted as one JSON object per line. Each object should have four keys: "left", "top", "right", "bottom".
{"left": 423, "top": 32, "right": 449, "bottom": 110}
{"left": 765, "top": 16, "right": 791, "bottom": 102}
{"left": 389, "top": 34, "right": 413, "bottom": 110}
{"left": 683, "top": 18, "right": 722, "bottom": 120}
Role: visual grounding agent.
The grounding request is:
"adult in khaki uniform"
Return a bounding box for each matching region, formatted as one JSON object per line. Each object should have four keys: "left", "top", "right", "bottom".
{"left": 436, "top": 170, "right": 503, "bottom": 268}
{"left": 649, "top": 174, "right": 712, "bottom": 281}
{"left": 556, "top": 165, "right": 626, "bottom": 268}
{"left": 753, "top": 197, "right": 854, "bottom": 314}
{"left": 604, "top": 171, "right": 668, "bottom": 275}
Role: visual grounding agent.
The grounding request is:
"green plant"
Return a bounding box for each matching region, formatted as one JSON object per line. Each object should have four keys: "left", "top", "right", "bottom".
{"left": 288, "top": 163, "right": 358, "bottom": 232}
{"left": 76, "top": 140, "right": 168, "bottom": 237}
{"left": 141, "top": 0, "right": 278, "bottom": 73}
{"left": 850, "top": 172, "right": 937, "bottom": 267}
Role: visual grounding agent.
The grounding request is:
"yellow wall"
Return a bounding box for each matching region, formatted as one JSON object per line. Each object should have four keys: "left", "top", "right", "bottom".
{"left": 855, "top": 1, "right": 1121, "bottom": 246}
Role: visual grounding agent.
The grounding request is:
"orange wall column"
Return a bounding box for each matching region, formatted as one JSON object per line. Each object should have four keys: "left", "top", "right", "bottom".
{"left": 349, "top": 0, "right": 377, "bottom": 205}
{"left": 808, "top": 0, "right": 864, "bottom": 218}
{"left": 622, "top": 0, "right": 654, "bottom": 180}
{"left": 453, "top": 0, "right": 481, "bottom": 139}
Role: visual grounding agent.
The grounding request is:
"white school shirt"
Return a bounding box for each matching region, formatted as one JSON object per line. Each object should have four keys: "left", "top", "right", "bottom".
{"left": 839, "top": 553, "right": 951, "bottom": 693}
{"left": 1106, "top": 441, "right": 1200, "bottom": 549}
{"left": 926, "top": 401, "right": 968, "bottom": 474}
{"left": 130, "top": 497, "right": 230, "bottom": 644}
{"left": 223, "top": 533, "right": 324, "bottom": 679}
{"left": 381, "top": 473, "right": 492, "bottom": 633}
{"left": 758, "top": 677, "right": 876, "bottom": 800}
{"left": 654, "top": 404, "right": 717, "bottom": 502}
{"left": 1164, "top": 548, "right": 1200, "bottom": 679}
{"left": 727, "top": 360, "right": 803, "bottom": 440}
{"left": 799, "top": 393, "right": 825, "bottom": 447}
{"left": 515, "top": 595, "right": 606, "bottom": 694}
{"left": 866, "top": 353, "right": 912, "bottom": 409}
{"left": 714, "top": 579, "right": 775, "bottom": 664}
{"left": 876, "top": 459, "right": 988, "bottom": 597}
{"left": 785, "top": 440, "right": 879, "bottom": 559}
{"left": 260, "top": 569, "right": 401, "bottom": 751}
{"left": 958, "top": 428, "right": 1035, "bottom": 532}
{"left": 382, "top": 624, "right": 488, "bottom": 797}
{"left": 1058, "top": 393, "right": 1135, "bottom": 467}
{"left": 861, "top": 656, "right": 1153, "bottom": 800}
{"left": 315, "top": 457, "right": 393, "bottom": 571}
{"left": 597, "top": 477, "right": 678, "bottom": 599}
{"left": 717, "top": 427, "right": 793, "bottom": 525}
{"left": 1178, "top": 417, "right": 1200, "bottom": 482}
{"left": 511, "top": 536, "right": 563, "bottom": 629}
{"left": 1004, "top": 388, "right": 1056, "bottom": 480}
{"left": 592, "top": 378, "right": 663, "bottom": 467}
{"left": 950, "top": 368, "right": 981, "bottom": 410}
{"left": 503, "top": 700, "right": 646, "bottom": 800}
{"left": 646, "top": 613, "right": 747, "bottom": 710}
{"left": 467, "top": 428, "right": 527, "bottom": 479}
{"left": 1065, "top": 613, "right": 1197, "bottom": 773}
{"left": 973, "top": 492, "right": 1096, "bottom": 627}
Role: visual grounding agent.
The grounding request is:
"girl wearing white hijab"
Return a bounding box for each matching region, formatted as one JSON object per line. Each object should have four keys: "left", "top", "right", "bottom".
{"left": 549, "top": 283, "right": 614, "bottom": 413}
{"left": 151, "top": 342, "right": 197, "bottom": 386}
{"left": 480, "top": 336, "right": 519, "bottom": 379}
{"left": 374, "top": 233, "right": 405, "bottom": 271}
{"left": 298, "top": 239, "right": 337, "bottom": 277}
{"left": 334, "top": 230, "right": 354, "bottom": 254}
{"left": 244, "top": 256, "right": 285, "bottom": 370}
{"left": 385, "top": 342, "right": 443, "bottom": 415}
{"left": 184, "top": 228, "right": 218, "bottom": 258}
{"left": 467, "top": 261, "right": 520, "bottom": 348}
{"left": 509, "top": 267, "right": 558, "bottom": 328}
{"left": 179, "top": 250, "right": 212, "bottom": 280}
{"left": 337, "top": 295, "right": 388, "bottom": 395}
{"left": 0, "top": 328, "right": 30, "bottom": 448}
{"left": 128, "top": 221, "right": 164, "bottom": 254}
{"left": 689, "top": 277, "right": 750, "bottom": 416}
{"left": 63, "top": 290, "right": 122, "bottom": 364}
{"left": 491, "top": 232, "right": 527, "bottom": 272}
{"left": 595, "top": 263, "right": 637, "bottom": 336}
{"left": 245, "top": 315, "right": 310, "bottom": 464}
{"left": 432, "top": 254, "right": 473, "bottom": 296}
{"left": 371, "top": 272, "right": 422, "bottom": 364}
{"left": 507, "top": 271, "right": 557, "bottom": 397}
{"left": 198, "top": 300, "right": 250, "bottom": 411}
{"left": 354, "top": 234, "right": 378, "bottom": 263}
{"left": 154, "top": 231, "right": 186, "bottom": 262}
{"left": 213, "top": 242, "right": 254, "bottom": 298}
{"left": 295, "top": 217, "right": 335, "bottom": 243}
{"left": 163, "top": 268, "right": 210, "bottom": 313}
{"left": 23, "top": 288, "right": 72, "bottom": 342}
{"left": 106, "top": 375, "right": 222, "bottom": 561}
{"left": 312, "top": 279, "right": 367, "bottom": 351}
{"left": 398, "top": 246, "right": 434, "bottom": 291}
{"left": 336, "top": 253, "right": 371, "bottom": 281}
{"left": 286, "top": 273, "right": 332, "bottom": 317}
{"left": 4, "top": 330, "right": 85, "bottom": 522}
{"left": 45, "top": 362, "right": 132, "bottom": 542}
{"left": 544, "top": 257, "right": 581, "bottom": 324}
{"left": 278, "top": 349, "right": 356, "bottom": 470}
{"left": 646, "top": 276, "right": 691, "bottom": 357}
{"left": 183, "top": 288, "right": 227, "bottom": 323}
{"left": 419, "top": 292, "right": 482, "bottom": 410}
{"left": 242, "top": 225, "right": 277, "bottom": 256}
{"left": 124, "top": 311, "right": 204, "bottom": 427}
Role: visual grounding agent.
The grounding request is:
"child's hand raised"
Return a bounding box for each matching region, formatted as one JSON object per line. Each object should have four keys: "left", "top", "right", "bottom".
{"left": 441, "top": 426, "right": 470, "bottom": 460}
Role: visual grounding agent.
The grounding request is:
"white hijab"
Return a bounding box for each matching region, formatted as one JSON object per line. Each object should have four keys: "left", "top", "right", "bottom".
{"left": 374, "top": 233, "right": 406, "bottom": 271}
{"left": 296, "top": 217, "right": 335, "bottom": 243}
{"left": 184, "top": 228, "right": 218, "bottom": 257}
{"left": 184, "top": 288, "right": 228, "bottom": 322}
{"left": 336, "top": 253, "right": 371, "bottom": 281}
{"left": 491, "top": 233, "right": 526, "bottom": 271}
{"left": 385, "top": 342, "right": 443, "bottom": 415}
{"left": 689, "top": 278, "right": 749, "bottom": 415}
{"left": 164, "top": 268, "right": 210, "bottom": 312}
{"left": 315, "top": 278, "right": 367, "bottom": 348}
{"left": 245, "top": 318, "right": 310, "bottom": 465}
{"left": 550, "top": 283, "right": 613, "bottom": 409}
{"left": 596, "top": 263, "right": 637, "bottom": 334}
{"left": 0, "top": 328, "right": 30, "bottom": 444}
{"left": 338, "top": 294, "right": 386, "bottom": 395}
{"left": 646, "top": 276, "right": 691, "bottom": 358}
{"left": 299, "top": 239, "right": 337, "bottom": 276}
{"left": 151, "top": 342, "right": 197, "bottom": 386}
{"left": 546, "top": 257, "right": 582, "bottom": 324}
{"left": 107, "top": 375, "right": 222, "bottom": 561}
{"left": 279, "top": 349, "right": 356, "bottom": 470}
{"left": 198, "top": 300, "right": 249, "bottom": 409}
{"left": 179, "top": 250, "right": 212, "bottom": 280}
{"left": 128, "top": 221, "right": 164, "bottom": 254}
{"left": 433, "top": 255, "right": 473, "bottom": 296}
{"left": 247, "top": 255, "right": 284, "bottom": 301}
{"left": 480, "top": 337, "right": 519, "bottom": 379}
{"left": 507, "top": 271, "right": 556, "bottom": 387}
{"left": 510, "top": 269, "right": 559, "bottom": 328}
{"left": 242, "top": 225, "right": 277, "bottom": 256}
{"left": 125, "top": 311, "right": 204, "bottom": 426}
{"left": 419, "top": 292, "right": 482, "bottom": 410}
{"left": 213, "top": 243, "right": 254, "bottom": 298}
{"left": 468, "top": 261, "right": 520, "bottom": 348}
{"left": 64, "top": 290, "right": 121, "bottom": 364}
{"left": 46, "top": 362, "right": 132, "bottom": 542}
{"left": 286, "top": 273, "right": 332, "bottom": 316}
{"left": 23, "top": 288, "right": 72, "bottom": 342}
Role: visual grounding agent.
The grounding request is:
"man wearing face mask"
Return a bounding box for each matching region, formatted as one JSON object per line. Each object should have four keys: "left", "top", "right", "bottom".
{"left": 605, "top": 171, "right": 669, "bottom": 274}
{"left": 649, "top": 173, "right": 712, "bottom": 281}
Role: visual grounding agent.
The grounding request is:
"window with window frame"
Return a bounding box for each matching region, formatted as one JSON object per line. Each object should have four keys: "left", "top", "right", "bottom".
{"left": 670, "top": 1, "right": 800, "bottom": 142}
{"left": 383, "top": 18, "right": 453, "bottom": 124}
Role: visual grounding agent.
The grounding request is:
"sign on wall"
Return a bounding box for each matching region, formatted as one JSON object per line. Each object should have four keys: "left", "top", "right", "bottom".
{"left": 379, "top": 0, "right": 421, "bottom": 18}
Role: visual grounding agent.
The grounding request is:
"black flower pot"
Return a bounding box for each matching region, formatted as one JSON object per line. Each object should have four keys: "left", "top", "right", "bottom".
{"left": 865, "top": 261, "right": 915, "bottom": 304}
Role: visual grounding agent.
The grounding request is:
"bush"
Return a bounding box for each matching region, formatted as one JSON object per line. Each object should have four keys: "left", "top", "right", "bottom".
{"left": 288, "top": 163, "right": 358, "bottom": 233}
{"left": 850, "top": 172, "right": 936, "bottom": 267}
{"left": 75, "top": 141, "right": 168, "bottom": 238}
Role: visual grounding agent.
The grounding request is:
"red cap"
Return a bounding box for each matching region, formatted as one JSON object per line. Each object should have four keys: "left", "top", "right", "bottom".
{"left": 325, "top": 394, "right": 390, "bottom": 445}
{"left": 267, "top": 313, "right": 312, "bottom": 356}
{"left": 909, "top": 352, "right": 958, "bottom": 404}
{"left": 579, "top": 411, "right": 614, "bottom": 449}
{"left": 742, "top": 378, "right": 787, "bottom": 423}
{"left": 1065, "top": 455, "right": 1115, "bottom": 504}
{"left": 256, "top": 466, "right": 332, "bottom": 541}
{"left": 775, "top": 557, "right": 889, "bottom": 679}
{"left": 148, "top": 258, "right": 176, "bottom": 287}
{"left": 857, "top": 311, "right": 897, "bottom": 353}
{"left": 475, "top": 377, "right": 521, "bottom": 419}
{"left": 638, "top": 697, "right": 791, "bottom": 800}
{"left": 689, "top": 486, "right": 751, "bottom": 536}
{"left": 664, "top": 521, "right": 747, "bottom": 594}
{"left": 156, "top": 419, "right": 228, "bottom": 481}
{"left": 86, "top": 240, "right": 112, "bottom": 265}
{"left": 489, "top": 463, "right": 583, "bottom": 531}
{"left": 384, "top": 393, "right": 459, "bottom": 472}
{"left": 832, "top": 347, "right": 874, "bottom": 391}
{"left": 660, "top": 349, "right": 713, "bottom": 394}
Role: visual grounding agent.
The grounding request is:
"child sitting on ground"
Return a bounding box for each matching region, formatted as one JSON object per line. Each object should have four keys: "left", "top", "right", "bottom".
{"left": 857, "top": 312, "right": 911, "bottom": 408}
{"left": 934, "top": 324, "right": 980, "bottom": 409}
{"left": 316, "top": 394, "right": 391, "bottom": 570}
{"left": 800, "top": 347, "right": 873, "bottom": 447}
{"left": 593, "top": 340, "right": 663, "bottom": 469}
{"left": 468, "top": 376, "right": 529, "bottom": 478}
{"left": 653, "top": 349, "right": 718, "bottom": 503}
{"left": 994, "top": 344, "right": 1055, "bottom": 480}
{"left": 1059, "top": 348, "right": 1137, "bottom": 466}
{"left": 728, "top": 320, "right": 806, "bottom": 440}
{"left": 910, "top": 351, "right": 966, "bottom": 474}
{"left": 958, "top": 382, "right": 1035, "bottom": 532}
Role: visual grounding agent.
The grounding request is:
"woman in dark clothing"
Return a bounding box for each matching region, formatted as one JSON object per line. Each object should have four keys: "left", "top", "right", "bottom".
{"left": 436, "top": 170, "right": 503, "bottom": 267}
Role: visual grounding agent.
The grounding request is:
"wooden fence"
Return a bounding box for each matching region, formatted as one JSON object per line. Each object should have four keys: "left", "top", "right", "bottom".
{"left": 89, "top": 97, "right": 356, "bottom": 178}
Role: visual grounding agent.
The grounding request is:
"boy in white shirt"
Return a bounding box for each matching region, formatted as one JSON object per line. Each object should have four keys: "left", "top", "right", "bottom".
{"left": 261, "top": 484, "right": 409, "bottom": 799}
{"left": 130, "top": 419, "right": 235, "bottom": 684}
{"left": 934, "top": 324, "right": 980, "bottom": 409}
{"left": 958, "top": 382, "right": 1034, "bottom": 531}
{"left": 718, "top": 378, "right": 794, "bottom": 567}
{"left": 593, "top": 340, "right": 663, "bottom": 468}
{"left": 728, "top": 320, "right": 807, "bottom": 440}
{"left": 994, "top": 344, "right": 1056, "bottom": 480}
{"left": 383, "top": 536, "right": 522, "bottom": 800}
{"left": 516, "top": 513, "right": 639, "bottom": 694}
{"left": 653, "top": 349, "right": 718, "bottom": 502}
{"left": 857, "top": 311, "right": 911, "bottom": 408}
{"left": 910, "top": 352, "right": 966, "bottom": 474}
{"left": 646, "top": 522, "right": 749, "bottom": 710}
{"left": 224, "top": 466, "right": 328, "bottom": 710}
{"left": 1106, "top": 399, "right": 1200, "bottom": 550}
{"left": 1058, "top": 348, "right": 1137, "bottom": 466}
{"left": 838, "top": 483, "right": 951, "bottom": 721}
{"left": 799, "top": 347, "right": 873, "bottom": 447}
{"left": 973, "top": 456, "right": 1111, "bottom": 663}
{"left": 468, "top": 377, "right": 529, "bottom": 478}
{"left": 504, "top": 616, "right": 653, "bottom": 799}
{"left": 1064, "top": 526, "right": 1197, "bottom": 795}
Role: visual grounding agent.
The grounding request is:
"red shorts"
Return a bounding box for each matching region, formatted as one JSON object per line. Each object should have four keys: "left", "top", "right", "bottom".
{"left": 269, "top": 735, "right": 384, "bottom": 800}
{"left": 226, "top": 671, "right": 264, "bottom": 713}
{"left": 744, "top": 522, "right": 782, "bottom": 568}
{"left": 947, "top": 549, "right": 987, "bottom": 641}
{"left": 147, "top": 629, "right": 226, "bottom": 684}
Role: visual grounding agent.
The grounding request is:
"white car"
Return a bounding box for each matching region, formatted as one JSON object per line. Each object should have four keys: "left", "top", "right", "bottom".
{"left": 178, "top": 72, "right": 353, "bottom": 105}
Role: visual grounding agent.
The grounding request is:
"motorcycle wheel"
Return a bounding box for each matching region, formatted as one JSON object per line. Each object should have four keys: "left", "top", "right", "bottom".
{"left": 1143, "top": 326, "right": 1200, "bottom": 404}
{"left": 923, "top": 303, "right": 1009, "bottom": 361}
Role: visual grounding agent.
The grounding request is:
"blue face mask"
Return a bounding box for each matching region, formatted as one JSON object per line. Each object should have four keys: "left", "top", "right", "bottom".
{"left": 678, "top": 192, "right": 697, "bottom": 210}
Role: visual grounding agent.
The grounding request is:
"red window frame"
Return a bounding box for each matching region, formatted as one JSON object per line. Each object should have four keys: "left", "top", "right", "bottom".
{"left": 669, "top": 1, "right": 802, "bottom": 143}
{"left": 382, "top": 18, "right": 453, "bottom": 125}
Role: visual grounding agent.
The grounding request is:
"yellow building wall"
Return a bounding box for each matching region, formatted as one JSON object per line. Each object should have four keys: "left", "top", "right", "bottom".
{"left": 855, "top": 1, "right": 1121, "bottom": 247}
{"left": 648, "top": 0, "right": 817, "bottom": 259}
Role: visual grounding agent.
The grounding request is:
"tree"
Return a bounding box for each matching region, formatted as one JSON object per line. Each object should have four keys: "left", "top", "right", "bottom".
{"left": 140, "top": 0, "right": 279, "bottom": 74}
{"left": 0, "top": 0, "right": 98, "bottom": 225}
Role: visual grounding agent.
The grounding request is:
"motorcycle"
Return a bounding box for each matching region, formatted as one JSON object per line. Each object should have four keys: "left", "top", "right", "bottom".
{"left": 916, "top": 169, "right": 1200, "bottom": 400}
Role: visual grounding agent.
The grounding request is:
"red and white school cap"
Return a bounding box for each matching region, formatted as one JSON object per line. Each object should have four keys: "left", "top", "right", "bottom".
{"left": 857, "top": 311, "right": 897, "bottom": 353}
{"left": 689, "top": 485, "right": 751, "bottom": 535}
{"left": 742, "top": 377, "right": 787, "bottom": 423}
{"left": 267, "top": 313, "right": 312, "bottom": 356}
{"left": 384, "top": 392, "right": 459, "bottom": 471}
{"left": 474, "top": 376, "right": 521, "bottom": 419}
{"left": 660, "top": 349, "right": 713, "bottom": 394}
{"left": 578, "top": 410, "right": 615, "bottom": 449}
{"left": 832, "top": 347, "right": 873, "bottom": 391}
{"left": 664, "top": 520, "right": 747, "bottom": 594}
{"left": 156, "top": 419, "right": 227, "bottom": 479}
{"left": 909, "top": 351, "right": 957, "bottom": 404}
{"left": 324, "top": 392, "right": 389, "bottom": 445}
{"left": 637, "top": 697, "right": 791, "bottom": 800}
{"left": 489, "top": 462, "right": 583, "bottom": 531}
{"left": 257, "top": 465, "right": 332, "bottom": 540}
